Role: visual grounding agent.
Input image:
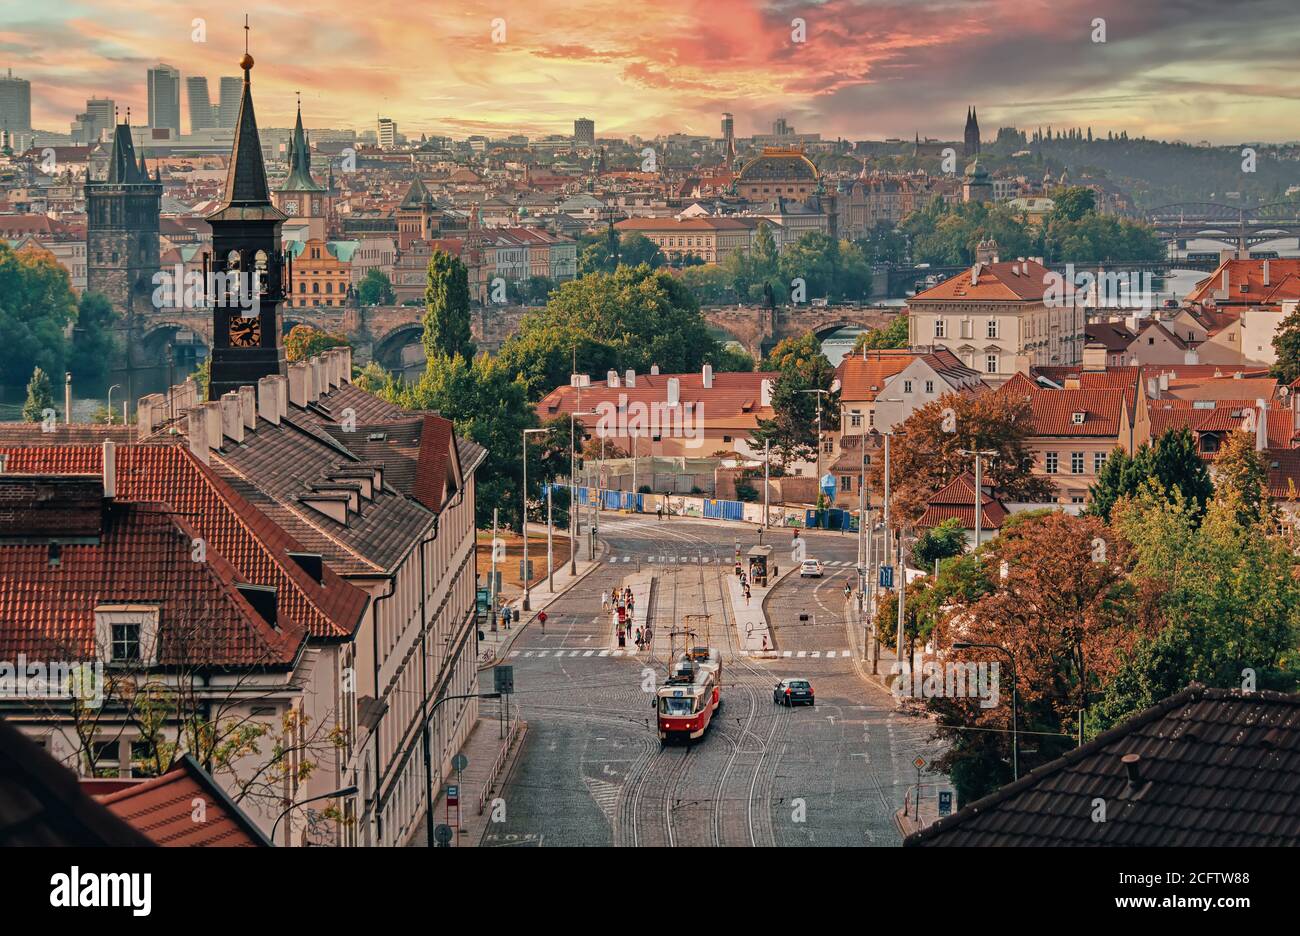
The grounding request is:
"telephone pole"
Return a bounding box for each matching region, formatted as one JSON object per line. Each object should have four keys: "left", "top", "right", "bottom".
{"left": 958, "top": 446, "right": 998, "bottom": 548}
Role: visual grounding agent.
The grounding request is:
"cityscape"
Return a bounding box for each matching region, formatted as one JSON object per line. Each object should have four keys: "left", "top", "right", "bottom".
{"left": 0, "top": 0, "right": 1293, "bottom": 906}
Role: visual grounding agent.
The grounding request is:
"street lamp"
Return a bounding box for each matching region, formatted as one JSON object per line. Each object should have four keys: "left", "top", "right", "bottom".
{"left": 521, "top": 428, "right": 548, "bottom": 611}
{"left": 569, "top": 409, "right": 601, "bottom": 576}
{"left": 952, "top": 640, "right": 1018, "bottom": 781}
{"left": 956, "top": 446, "right": 997, "bottom": 547}
{"left": 106, "top": 384, "right": 121, "bottom": 425}
{"left": 271, "top": 785, "right": 359, "bottom": 844}
{"left": 800, "top": 388, "right": 833, "bottom": 495}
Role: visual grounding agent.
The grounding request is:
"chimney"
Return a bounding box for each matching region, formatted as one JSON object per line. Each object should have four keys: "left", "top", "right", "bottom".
{"left": 1158, "top": 373, "right": 1169, "bottom": 392}
{"left": 650, "top": 364, "right": 660, "bottom": 375}
{"left": 1222, "top": 268, "right": 1230, "bottom": 293}
{"left": 136, "top": 393, "right": 165, "bottom": 436}
{"left": 1147, "top": 377, "right": 1158, "bottom": 397}
{"left": 308, "top": 357, "right": 323, "bottom": 402}
{"left": 760, "top": 378, "right": 773, "bottom": 408}
{"left": 970, "top": 263, "right": 981, "bottom": 286}
{"left": 1257, "top": 398, "right": 1268, "bottom": 452}
{"left": 258, "top": 375, "right": 281, "bottom": 426}
{"left": 607, "top": 369, "right": 619, "bottom": 388}
{"left": 625, "top": 369, "right": 636, "bottom": 388}
{"left": 203, "top": 401, "right": 222, "bottom": 452}
{"left": 238, "top": 385, "right": 257, "bottom": 430}
{"left": 667, "top": 377, "right": 680, "bottom": 406}
{"left": 1263, "top": 259, "right": 1271, "bottom": 287}
{"left": 219, "top": 392, "right": 244, "bottom": 445}
{"left": 702, "top": 364, "right": 714, "bottom": 389}
{"left": 340, "top": 345, "right": 353, "bottom": 381}
{"left": 187, "top": 405, "right": 210, "bottom": 466}
{"left": 1184, "top": 348, "right": 1199, "bottom": 366}
{"left": 273, "top": 374, "right": 289, "bottom": 419}
{"left": 327, "top": 348, "right": 342, "bottom": 388}
{"left": 288, "top": 362, "right": 309, "bottom": 408}
{"left": 101, "top": 440, "right": 116, "bottom": 499}
{"left": 1122, "top": 753, "right": 1142, "bottom": 785}
{"left": 1081, "top": 343, "right": 1106, "bottom": 371}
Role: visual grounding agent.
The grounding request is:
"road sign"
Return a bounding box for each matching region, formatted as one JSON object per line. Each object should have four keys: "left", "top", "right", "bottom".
{"left": 913, "top": 756, "right": 926, "bottom": 770}
{"left": 879, "top": 565, "right": 894, "bottom": 589}
{"left": 433, "top": 824, "right": 453, "bottom": 846}
{"left": 938, "top": 790, "right": 953, "bottom": 817}
{"left": 452, "top": 753, "right": 469, "bottom": 772}
{"left": 446, "top": 784, "right": 459, "bottom": 805}
{"left": 494, "top": 664, "right": 514, "bottom": 695}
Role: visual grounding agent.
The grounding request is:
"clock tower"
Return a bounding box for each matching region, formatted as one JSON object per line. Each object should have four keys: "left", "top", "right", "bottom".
{"left": 204, "top": 37, "right": 290, "bottom": 401}
{"left": 273, "top": 96, "right": 329, "bottom": 241}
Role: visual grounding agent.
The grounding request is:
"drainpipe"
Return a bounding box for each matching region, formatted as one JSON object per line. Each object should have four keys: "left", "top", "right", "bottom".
{"left": 417, "top": 518, "right": 439, "bottom": 849}
{"left": 370, "top": 574, "right": 397, "bottom": 846}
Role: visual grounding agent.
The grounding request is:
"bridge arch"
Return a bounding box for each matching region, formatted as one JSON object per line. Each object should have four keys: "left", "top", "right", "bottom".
{"left": 372, "top": 323, "right": 427, "bottom": 375}
{"left": 138, "top": 322, "right": 209, "bottom": 369}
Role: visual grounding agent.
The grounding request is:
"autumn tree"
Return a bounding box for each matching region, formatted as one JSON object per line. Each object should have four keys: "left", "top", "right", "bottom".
{"left": 285, "top": 324, "right": 349, "bottom": 363}
{"left": 867, "top": 391, "right": 1053, "bottom": 524}
{"left": 1211, "top": 428, "right": 1274, "bottom": 526}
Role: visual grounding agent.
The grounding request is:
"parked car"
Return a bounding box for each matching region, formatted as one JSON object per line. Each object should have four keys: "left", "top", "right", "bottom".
{"left": 800, "top": 559, "right": 824, "bottom": 578}
{"left": 774, "top": 678, "right": 815, "bottom": 706}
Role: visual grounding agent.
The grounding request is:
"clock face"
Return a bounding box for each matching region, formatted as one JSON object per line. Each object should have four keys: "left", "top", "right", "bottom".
{"left": 228, "top": 316, "right": 262, "bottom": 348}
{"left": 284, "top": 200, "right": 299, "bottom": 216}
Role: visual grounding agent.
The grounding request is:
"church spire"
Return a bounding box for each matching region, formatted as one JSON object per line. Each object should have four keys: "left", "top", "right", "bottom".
{"left": 214, "top": 23, "right": 276, "bottom": 212}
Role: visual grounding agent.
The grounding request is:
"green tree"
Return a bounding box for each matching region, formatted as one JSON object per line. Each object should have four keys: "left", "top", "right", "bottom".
{"left": 1272, "top": 305, "right": 1300, "bottom": 384}
{"left": 851, "top": 314, "right": 908, "bottom": 352}
{"left": 68, "top": 291, "right": 117, "bottom": 384}
{"left": 285, "top": 324, "right": 349, "bottom": 363}
{"left": 618, "top": 232, "right": 664, "bottom": 269}
{"left": 422, "top": 249, "right": 476, "bottom": 362}
{"left": 912, "top": 518, "right": 967, "bottom": 568}
{"left": 1087, "top": 429, "right": 1213, "bottom": 523}
{"left": 356, "top": 269, "right": 395, "bottom": 306}
{"left": 1048, "top": 186, "right": 1096, "bottom": 223}
{"left": 1211, "top": 429, "right": 1274, "bottom": 526}
{"left": 0, "top": 242, "right": 77, "bottom": 385}
{"left": 751, "top": 332, "right": 840, "bottom": 468}
{"left": 21, "top": 366, "right": 55, "bottom": 423}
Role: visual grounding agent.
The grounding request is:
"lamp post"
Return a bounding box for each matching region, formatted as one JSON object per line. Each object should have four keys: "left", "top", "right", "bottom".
{"left": 957, "top": 446, "right": 998, "bottom": 548}
{"left": 569, "top": 409, "right": 600, "bottom": 575}
{"left": 521, "top": 428, "right": 548, "bottom": 611}
{"left": 106, "top": 384, "right": 121, "bottom": 425}
{"left": 953, "top": 640, "right": 1018, "bottom": 781}
{"left": 800, "top": 388, "right": 832, "bottom": 495}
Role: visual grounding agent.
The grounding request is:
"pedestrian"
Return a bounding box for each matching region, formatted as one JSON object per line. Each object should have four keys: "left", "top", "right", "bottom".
{"left": 618, "top": 628, "right": 625, "bottom": 648}
{"left": 744, "top": 585, "right": 751, "bottom": 606}
{"left": 601, "top": 590, "right": 609, "bottom": 611}
{"left": 538, "top": 610, "right": 547, "bottom": 632}
{"left": 636, "top": 627, "right": 643, "bottom": 650}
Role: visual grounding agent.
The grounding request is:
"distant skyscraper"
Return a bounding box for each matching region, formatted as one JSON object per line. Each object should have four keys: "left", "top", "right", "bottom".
{"left": 377, "top": 117, "right": 397, "bottom": 148}
{"left": 186, "top": 76, "right": 216, "bottom": 132}
{"left": 217, "top": 76, "right": 241, "bottom": 129}
{"left": 772, "top": 117, "right": 791, "bottom": 137}
{"left": 0, "top": 68, "right": 32, "bottom": 132}
{"left": 574, "top": 117, "right": 595, "bottom": 147}
{"left": 147, "top": 63, "right": 181, "bottom": 136}
{"left": 83, "top": 98, "right": 115, "bottom": 142}
{"left": 721, "top": 112, "right": 735, "bottom": 166}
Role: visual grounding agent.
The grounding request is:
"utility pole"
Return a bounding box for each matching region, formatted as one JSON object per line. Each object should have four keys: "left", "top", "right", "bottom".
{"left": 522, "top": 427, "right": 547, "bottom": 611}
{"left": 569, "top": 348, "right": 580, "bottom": 575}
{"left": 762, "top": 438, "right": 770, "bottom": 530}
{"left": 490, "top": 508, "right": 499, "bottom": 631}
{"left": 958, "top": 445, "right": 997, "bottom": 548}
{"left": 801, "top": 388, "right": 831, "bottom": 495}
{"left": 546, "top": 485, "right": 554, "bottom": 593}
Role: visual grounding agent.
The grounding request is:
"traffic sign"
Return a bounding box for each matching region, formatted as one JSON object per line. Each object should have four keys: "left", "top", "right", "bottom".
{"left": 938, "top": 790, "right": 953, "bottom": 817}
{"left": 493, "top": 664, "right": 514, "bottom": 694}
{"left": 433, "top": 824, "right": 453, "bottom": 846}
{"left": 452, "top": 753, "right": 468, "bottom": 772}
{"left": 879, "top": 565, "right": 894, "bottom": 589}
{"left": 913, "top": 756, "right": 926, "bottom": 770}
{"left": 446, "top": 784, "right": 459, "bottom": 805}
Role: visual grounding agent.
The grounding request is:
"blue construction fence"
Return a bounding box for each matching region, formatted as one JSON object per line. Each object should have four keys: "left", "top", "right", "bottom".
{"left": 539, "top": 484, "right": 858, "bottom": 532}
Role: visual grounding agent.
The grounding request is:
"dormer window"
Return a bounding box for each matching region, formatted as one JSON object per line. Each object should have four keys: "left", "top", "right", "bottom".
{"left": 1071, "top": 412, "right": 1085, "bottom": 425}
{"left": 95, "top": 605, "right": 160, "bottom": 667}
{"left": 111, "top": 623, "right": 141, "bottom": 663}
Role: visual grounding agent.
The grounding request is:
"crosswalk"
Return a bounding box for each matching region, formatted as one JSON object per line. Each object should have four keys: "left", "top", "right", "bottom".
{"left": 507, "top": 647, "right": 853, "bottom": 661}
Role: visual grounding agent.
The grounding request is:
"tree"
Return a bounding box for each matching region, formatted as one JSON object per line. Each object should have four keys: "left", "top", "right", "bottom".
{"left": 1048, "top": 186, "right": 1096, "bottom": 223}
{"left": 191, "top": 358, "right": 210, "bottom": 400}
{"left": 497, "top": 264, "right": 721, "bottom": 400}
{"left": 713, "top": 344, "right": 755, "bottom": 372}
{"left": 1211, "top": 429, "right": 1274, "bottom": 526}
{"left": 285, "top": 324, "right": 349, "bottom": 363}
{"left": 0, "top": 241, "right": 77, "bottom": 385}
{"left": 352, "top": 361, "right": 400, "bottom": 397}
{"left": 618, "top": 232, "right": 664, "bottom": 269}
{"left": 851, "top": 314, "right": 908, "bottom": 352}
{"left": 1086, "top": 428, "right": 1213, "bottom": 522}
{"left": 356, "top": 269, "right": 395, "bottom": 306}
{"left": 68, "top": 291, "right": 117, "bottom": 383}
{"left": 912, "top": 518, "right": 967, "bottom": 568}
{"left": 422, "top": 249, "right": 476, "bottom": 361}
{"left": 1272, "top": 304, "right": 1300, "bottom": 384}
{"left": 869, "top": 392, "right": 1054, "bottom": 524}
{"left": 750, "top": 332, "right": 840, "bottom": 469}
{"left": 21, "top": 366, "right": 55, "bottom": 423}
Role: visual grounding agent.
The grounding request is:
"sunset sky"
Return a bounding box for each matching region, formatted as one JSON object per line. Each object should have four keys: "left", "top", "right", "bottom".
{"left": 4, "top": 0, "right": 1300, "bottom": 143}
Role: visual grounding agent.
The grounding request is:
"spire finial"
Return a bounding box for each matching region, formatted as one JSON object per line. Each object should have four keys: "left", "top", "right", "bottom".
{"left": 239, "top": 15, "right": 254, "bottom": 74}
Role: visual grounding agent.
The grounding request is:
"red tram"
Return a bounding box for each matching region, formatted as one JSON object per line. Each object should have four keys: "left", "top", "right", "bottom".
{"left": 655, "top": 644, "right": 722, "bottom": 743}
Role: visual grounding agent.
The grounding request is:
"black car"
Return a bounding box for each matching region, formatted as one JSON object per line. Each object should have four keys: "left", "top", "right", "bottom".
{"left": 773, "top": 678, "right": 814, "bottom": 706}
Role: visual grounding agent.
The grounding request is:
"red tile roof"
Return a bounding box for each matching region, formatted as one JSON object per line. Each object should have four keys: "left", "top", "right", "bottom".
{"left": 997, "top": 374, "right": 1126, "bottom": 438}
{"left": 0, "top": 444, "right": 369, "bottom": 642}
{"left": 96, "top": 756, "right": 272, "bottom": 847}
{"left": 1186, "top": 259, "right": 1300, "bottom": 305}
{"left": 916, "top": 473, "right": 1007, "bottom": 530}
{"left": 911, "top": 259, "right": 1054, "bottom": 303}
{"left": 835, "top": 350, "right": 915, "bottom": 401}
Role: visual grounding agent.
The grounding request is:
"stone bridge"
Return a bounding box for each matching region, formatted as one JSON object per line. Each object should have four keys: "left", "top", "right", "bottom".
{"left": 133, "top": 303, "right": 529, "bottom": 373}
{"left": 704, "top": 305, "right": 897, "bottom": 358}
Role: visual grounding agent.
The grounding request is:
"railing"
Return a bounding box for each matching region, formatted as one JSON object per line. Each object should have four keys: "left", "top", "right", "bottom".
{"left": 478, "top": 716, "right": 525, "bottom": 815}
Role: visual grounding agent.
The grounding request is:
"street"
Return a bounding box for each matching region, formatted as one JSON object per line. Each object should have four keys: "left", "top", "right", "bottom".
{"left": 480, "top": 513, "right": 943, "bottom": 847}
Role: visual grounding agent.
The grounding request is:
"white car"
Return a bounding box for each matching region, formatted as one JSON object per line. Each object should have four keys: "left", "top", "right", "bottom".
{"left": 800, "top": 559, "right": 824, "bottom": 578}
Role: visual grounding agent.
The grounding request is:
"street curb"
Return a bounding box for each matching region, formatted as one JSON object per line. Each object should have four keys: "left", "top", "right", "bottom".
{"left": 476, "top": 539, "right": 609, "bottom": 671}
{"left": 755, "top": 560, "right": 803, "bottom": 652}
{"left": 472, "top": 721, "right": 530, "bottom": 847}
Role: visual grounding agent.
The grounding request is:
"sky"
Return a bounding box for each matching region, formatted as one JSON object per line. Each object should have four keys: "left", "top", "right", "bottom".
{"left": 4, "top": 0, "right": 1300, "bottom": 144}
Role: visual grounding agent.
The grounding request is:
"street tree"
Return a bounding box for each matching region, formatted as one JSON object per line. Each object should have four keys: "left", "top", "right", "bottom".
{"left": 422, "top": 249, "right": 476, "bottom": 362}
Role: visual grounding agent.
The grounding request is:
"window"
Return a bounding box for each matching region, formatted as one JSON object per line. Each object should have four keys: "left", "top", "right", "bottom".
{"left": 823, "top": 439, "right": 834, "bottom": 454}
{"left": 722, "top": 435, "right": 732, "bottom": 443}
{"left": 1071, "top": 495, "right": 1086, "bottom": 505}
{"left": 903, "top": 380, "right": 913, "bottom": 394}
{"left": 841, "top": 476, "right": 853, "bottom": 492}
{"left": 1094, "top": 452, "right": 1107, "bottom": 472}
{"left": 987, "top": 319, "right": 999, "bottom": 339}
{"left": 111, "top": 623, "right": 141, "bottom": 663}
{"left": 986, "top": 354, "right": 998, "bottom": 374}
{"left": 1071, "top": 452, "right": 1084, "bottom": 474}
{"left": 1071, "top": 412, "right": 1085, "bottom": 425}
{"left": 934, "top": 318, "right": 946, "bottom": 338}
{"left": 850, "top": 412, "right": 862, "bottom": 428}
{"left": 961, "top": 319, "right": 972, "bottom": 339}
{"left": 925, "top": 381, "right": 934, "bottom": 394}
{"left": 1045, "top": 452, "right": 1058, "bottom": 474}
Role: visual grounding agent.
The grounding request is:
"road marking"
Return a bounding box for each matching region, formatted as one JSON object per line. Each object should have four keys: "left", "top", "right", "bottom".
{"left": 811, "top": 651, "right": 821, "bottom": 658}
{"left": 797, "top": 651, "right": 807, "bottom": 658}
{"left": 783, "top": 650, "right": 793, "bottom": 657}
{"left": 536, "top": 650, "right": 549, "bottom": 657}
{"left": 583, "top": 650, "right": 594, "bottom": 656}
{"left": 598, "top": 650, "right": 610, "bottom": 656}
{"left": 509, "top": 650, "right": 520, "bottom": 657}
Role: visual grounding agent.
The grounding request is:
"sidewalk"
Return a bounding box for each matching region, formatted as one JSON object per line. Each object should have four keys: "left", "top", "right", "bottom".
{"left": 733, "top": 563, "right": 797, "bottom": 654}
{"left": 606, "top": 571, "right": 654, "bottom": 652}
{"left": 407, "top": 711, "right": 528, "bottom": 848}
{"left": 477, "top": 525, "right": 606, "bottom": 670}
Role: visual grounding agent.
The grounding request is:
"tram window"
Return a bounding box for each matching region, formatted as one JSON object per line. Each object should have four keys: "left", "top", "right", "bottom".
{"left": 660, "top": 696, "right": 695, "bottom": 716}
